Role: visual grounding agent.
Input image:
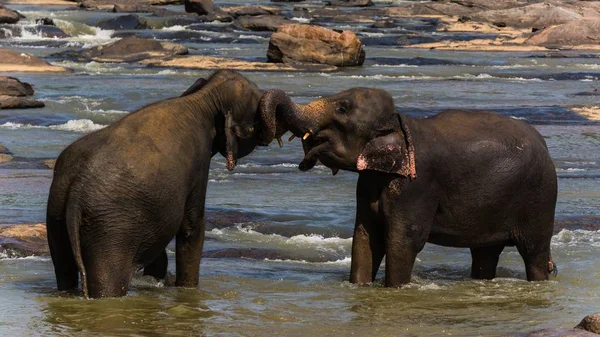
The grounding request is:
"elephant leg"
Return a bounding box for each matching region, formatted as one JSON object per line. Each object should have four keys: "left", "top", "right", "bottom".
{"left": 470, "top": 245, "right": 504, "bottom": 280}
{"left": 175, "top": 217, "right": 205, "bottom": 287}
{"left": 350, "top": 176, "right": 385, "bottom": 285}
{"left": 47, "top": 216, "right": 79, "bottom": 291}
{"left": 517, "top": 244, "right": 551, "bottom": 281}
{"left": 143, "top": 249, "right": 168, "bottom": 280}
{"left": 84, "top": 250, "right": 135, "bottom": 298}
{"left": 175, "top": 182, "right": 208, "bottom": 288}
{"left": 384, "top": 223, "right": 426, "bottom": 288}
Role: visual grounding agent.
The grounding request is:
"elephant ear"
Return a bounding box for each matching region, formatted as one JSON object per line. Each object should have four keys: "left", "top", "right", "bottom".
{"left": 356, "top": 116, "right": 416, "bottom": 179}
{"left": 180, "top": 78, "right": 208, "bottom": 97}
{"left": 224, "top": 110, "right": 238, "bottom": 171}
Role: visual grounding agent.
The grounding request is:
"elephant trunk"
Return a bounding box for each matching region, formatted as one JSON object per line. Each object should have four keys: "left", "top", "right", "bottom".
{"left": 258, "top": 89, "right": 309, "bottom": 146}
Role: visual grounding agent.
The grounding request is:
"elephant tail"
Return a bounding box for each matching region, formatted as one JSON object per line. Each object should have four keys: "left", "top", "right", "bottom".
{"left": 65, "top": 193, "right": 88, "bottom": 298}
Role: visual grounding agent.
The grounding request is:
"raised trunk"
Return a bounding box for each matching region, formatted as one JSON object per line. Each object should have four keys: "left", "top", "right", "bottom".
{"left": 258, "top": 89, "right": 311, "bottom": 145}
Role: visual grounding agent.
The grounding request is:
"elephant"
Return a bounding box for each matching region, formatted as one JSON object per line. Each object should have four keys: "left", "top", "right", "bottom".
{"left": 259, "top": 87, "right": 558, "bottom": 287}
{"left": 46, "top": 70, "right": 277, "bottom": 298}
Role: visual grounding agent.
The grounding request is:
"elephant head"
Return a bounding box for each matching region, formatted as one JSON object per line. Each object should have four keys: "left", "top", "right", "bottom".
{"left": 259, "top": 88, "right": 416, "bottom": 178}
{"left": 180, "top": 70, "right": 281, "bottom": 171}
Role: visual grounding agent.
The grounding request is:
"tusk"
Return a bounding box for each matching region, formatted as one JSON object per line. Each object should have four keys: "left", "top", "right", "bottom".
{"left": 288, "top": 135, "right": 296, "bottom": 142}
{"left": 277, "top": 137, "right": 284, "bottom": 148}
{"left": 303, "top": 132, "right": 311, "bottom": 140}
{"left": 331, "top": 167, "right": 339, "bottom": 176}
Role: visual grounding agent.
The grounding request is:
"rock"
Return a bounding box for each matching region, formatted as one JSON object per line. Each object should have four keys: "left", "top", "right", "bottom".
{"left": 272, "top": 0, "right": 304, "bottom": 2}
{"left": 0, "top": 5, "right": 24, "bottom": 24}
{"left": 73, "top": 37, "right": 188, "bottom": 62}
{"left": 30, "top": 25, "right": 69, "bottom": 38}
{"left": 471, "top": 4, "right": 583, "bottom": 29}
{"left": 267, "top": 24, "right": 365, "bottom": 67}
{"left": 43, "top": 159, "right": 56, "bottom": 169}
{"left": 526, "top": 19, "right": 600, "bottom": 47}
{"left": 225, "top": 5, "right": 281, "bottom": 18}
{"left": 0, "top": 76, "right": 34, "bottom": 96}
{"left": 140, "top": 54, "right": 337, "bottom": 72}
{"left": 0, "top": 49, "right": 67, "bottom": 73}
{"left": 572, "top": 89, "right": 600, "bottom": 96}
{"left": 0, "top": 144, "right": 12, "bottom": 155}
{"left": 524, "top": 328, "right": 600, "bottom": 337}
{"left": 575, "top": 313, "right": 600, "bottom": 334}
{"left": 326, "top": 0, "right": 373, "bottom": 7}
{"left": 0, "top": 224, "right": 48, "bottom": 257}
{"left": 0, "top": 153, "right": 14, "bottom": 163}
{"left": 35, "top": 17, "right": 54, "bottom": 26}
{"left": 232, "top": 15, "right": 292, "bottom": 31}
{"left": 371, "top": 20, "right": 396, "bottom": 29}
{"left": 112, "top": 4, "right": 168, "bottom": 16}
{"left": 0, "top": 95, "right": 45, "bottom": 109}
{"left": 184, "top": 0, "right": 231, "bottom": 21}
{"left": 96, "top": 14, "right": 148, "bottom": 30}
{"left": 80, "top": 0, "right": 183, "bottom": 11}
{"left": 0, "top": 76, "right": 45, "bottom": 109}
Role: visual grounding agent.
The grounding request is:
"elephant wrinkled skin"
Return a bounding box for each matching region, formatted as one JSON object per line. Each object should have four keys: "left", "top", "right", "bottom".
{"left": 46, "top": 70, "right": 276, "bottom": 298}
{"left": 260, "top": 87, "right": 558, "bottom": 287}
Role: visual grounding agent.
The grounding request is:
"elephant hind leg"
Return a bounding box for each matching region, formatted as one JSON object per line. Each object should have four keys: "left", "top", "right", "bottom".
{"left": 144, "top": 250, "right": 168, "bottom": 280}
{"left": 84, "top": 251, "right": 135, "bottom": 298}
{"left": 47, "top": 217, "right": 79, "bottom": 291}
{"left": 517, "top": 245, "right": 551, "bottom": 281}
{"left": 470, "top": 245, "right": 504, "bottom": 280}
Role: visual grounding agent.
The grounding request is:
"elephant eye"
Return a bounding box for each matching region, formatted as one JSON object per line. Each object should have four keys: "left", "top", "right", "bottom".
{"left": 336, "top": 105, "right": 348, "bottom": 114}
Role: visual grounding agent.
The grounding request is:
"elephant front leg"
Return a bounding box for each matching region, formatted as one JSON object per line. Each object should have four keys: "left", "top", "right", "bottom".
{"left": 175, "top": 217, "right": 205, "bottom": 288}
{"left": 350, "top": 178, "right": 385, "bottom": 285}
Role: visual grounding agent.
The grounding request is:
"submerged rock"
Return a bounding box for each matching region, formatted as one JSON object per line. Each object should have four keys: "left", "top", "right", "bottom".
{"left": 326, "top": 0, "right": 373, "bottom": 7}
{"left": 96, "top": 14, "right": 148, "bottom": 30}
{"left": 232, "top": 15, "right": 292, "bottom": 32}
{"left": 225, "top": 5, "right": 281, "bottom": 18}
{"left": 140, "top": 54, "right": 337, "bottom": 72}
{"left": 267, "top": 24, "right": 365, "bottom": 66}
{"left": 0, "top": 224, "right": 48, "bottom": 257}
{"left": 572, "top": 89, "right": 600, "bottom": 96}
{"left": 524, "top": 328, "right": 599, "bottom": 337}
{"left": 67, "top": 37, "right": 188, "bottom": 63}
{"left": 80, "top": 0, "right": 183, "bottom": 11}
{"left": 0, "top": 76, "right": 45, "bottom": 109}
{"left": 526, "top": 19, "right": 600, "bottom": 47}
{"left": 0, "top": 5, "right": 24, "bottom": 24}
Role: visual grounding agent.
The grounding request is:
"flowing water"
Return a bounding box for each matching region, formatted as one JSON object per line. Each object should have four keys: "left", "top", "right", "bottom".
{"left": 1, "top": 2, "right": 599, "bottom": 336}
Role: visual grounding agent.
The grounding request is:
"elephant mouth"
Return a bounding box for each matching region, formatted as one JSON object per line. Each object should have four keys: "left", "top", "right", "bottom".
{"left": 296, "top": 130, "right": 340, "bottom": 176}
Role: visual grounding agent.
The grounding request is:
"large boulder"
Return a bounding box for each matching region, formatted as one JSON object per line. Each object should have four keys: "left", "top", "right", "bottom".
{"left": 576, "top": 313, "right": 600, "bottom": 334}
{"left": 96, "top": 14, "right": 148, "bottom": 30}
{"left": 73, "top": 37, "right": 188, "bottom": 62}
{"left": 0, "top": 5, "right": 24, "bottom": 24}
{"left": 267, "top": 24, "right": 365, "bottom": 66}
{"left": 232, "top": 15, "right": 293, "bottom": 31}
{"left": 526, "top": 19, "right": 600, "bottom": 46}
{"left": 0, "top": 49, "right": 67, "bottom": 72}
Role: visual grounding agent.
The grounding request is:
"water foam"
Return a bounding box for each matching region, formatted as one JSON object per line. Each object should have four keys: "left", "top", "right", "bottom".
{"left": 207, "top": 225, "right": 352, "bottom": 255}
{"left": 0, "top": 119, "right": 105, "bottom": 133}
{"left": 552, "top": 229, "right": 600, "bottom": 247}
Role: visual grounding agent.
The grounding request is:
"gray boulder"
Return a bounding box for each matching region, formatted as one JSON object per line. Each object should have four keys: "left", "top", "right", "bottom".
{"left": 96, "top": 14, "right": 148, "bottom": 30}
{"left": 0, "top": 77, "right": 44, "bottom": 109}
{"left": 72, "top": 37, "right": 188, "bottom": 62}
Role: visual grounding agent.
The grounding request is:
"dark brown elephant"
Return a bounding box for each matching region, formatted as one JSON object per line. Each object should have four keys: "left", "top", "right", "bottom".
{"left": 46, "top": 70, "right": 277, "bottom": 298}
{"left": 259, "top": 87, "right": 558, "bottom": 287}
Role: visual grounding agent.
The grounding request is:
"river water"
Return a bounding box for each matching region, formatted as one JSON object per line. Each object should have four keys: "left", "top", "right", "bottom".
{"left": 1, "top": 2, "right": 599, "bottom": 336}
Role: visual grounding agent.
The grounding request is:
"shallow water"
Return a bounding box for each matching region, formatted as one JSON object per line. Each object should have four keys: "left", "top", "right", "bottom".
{"left": 1, "top": 2, "right": 599, "bottom": 336}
